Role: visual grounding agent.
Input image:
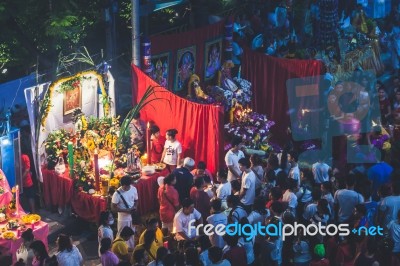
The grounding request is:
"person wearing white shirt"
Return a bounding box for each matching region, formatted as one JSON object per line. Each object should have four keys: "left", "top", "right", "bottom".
{"left": 282, "top": 178, "right": 298, "bottom": 215}
{"left": 161, "top": 129, "right": 182, "bottom": 172}
{"left": 388, "top": 210, "right": 400, "bottom": 253}
{"left": 312, "top": 160, "right": 331, "bottom": 184}
{"left": 214, "top": 169, "right": 232, "bottom": 211}
{"left": 98, "top": 211, "right": 114, "bottom": 257}
{"left": 56, "top": 234, "right": 83, "bottom": 266}
{"left": 379, "top": 181, "right": 400, "bottom": 228}
{"left": 334, "top": 174, "right": 364, "bottom": 223}
{"left": 225, "top": 136, "right": 245, "bottom": 182}
{"left": 173, "top": 198, "right": 203, "bottom": 242}
{"left": 207, "top": 198, "right": 228, "bottom": 248}
{"left": 111, "top": 175, "right": 138, "bottom": 249}
{"left": 288, "top": 151, "right": 300, "bottom": 187}
{"left": 238, "top": 158, "right": 256, "bottom": 213}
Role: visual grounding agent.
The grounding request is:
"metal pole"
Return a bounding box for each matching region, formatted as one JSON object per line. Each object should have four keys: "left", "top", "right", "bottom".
{"left": 131, "top": 0, "right": 140, "bottom": 66}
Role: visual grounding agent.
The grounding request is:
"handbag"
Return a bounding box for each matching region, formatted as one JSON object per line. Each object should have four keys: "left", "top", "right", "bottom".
{"left": 116, "top": 189, "right": 141, "bottom": 225}
{"left": 163, "top": 186, "right": 180, "bottom": 212}
{"left": 54, "top": 157, "right": 66, "bottom": 175}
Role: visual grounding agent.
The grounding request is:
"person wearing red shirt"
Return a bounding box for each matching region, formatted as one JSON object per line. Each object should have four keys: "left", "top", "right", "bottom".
{"left": 150, "top": 125, "right": 166, "bottom": 164}
{"left": 189, "top": 176, "right": 211, "bottom": 221}
{"left": 21, "top": 152, "right": 35, "bottom": 214}
{"left": 222, "top": 234, "right": 247, "bottom": 266}
{"left": 157, "top": 174, "right": 179, "bottom": 236}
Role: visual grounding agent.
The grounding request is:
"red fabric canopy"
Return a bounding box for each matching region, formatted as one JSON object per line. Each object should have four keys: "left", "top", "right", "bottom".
{"left": 132, "top": 65, "right": 224, "bottom": 174}
{"left": 241, "top": 48, "right": 325, "bottom": 144}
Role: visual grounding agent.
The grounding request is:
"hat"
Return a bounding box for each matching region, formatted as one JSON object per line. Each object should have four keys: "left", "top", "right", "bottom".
{"left": 314, "top": 244, "right": 325, "bottom": 258}
{"left": 183, "top": 157, "right": 195, "bottom": 168}
{"left": 223, "top": 61, "right": 234, "bottom": 69}
{"left": 157, "top": 176, "right": 165, "bottom": 186}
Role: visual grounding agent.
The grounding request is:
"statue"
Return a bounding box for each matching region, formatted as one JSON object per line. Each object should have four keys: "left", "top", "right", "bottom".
{"left": 187, "top": 74, "right": 210, "bottom": 102}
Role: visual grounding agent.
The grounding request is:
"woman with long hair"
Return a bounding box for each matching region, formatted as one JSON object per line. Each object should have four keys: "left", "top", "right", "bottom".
{"left": 98, "top": 211, "right": 114, "bottom": 256}
{"left": 56, "top": 234, "right": 83, "bottom": 266}
{"left": 30, "top": 240, "right": 49, "bottom": 266}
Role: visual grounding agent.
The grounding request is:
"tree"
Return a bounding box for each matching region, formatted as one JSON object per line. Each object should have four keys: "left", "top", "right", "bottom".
{"left": 0, "top": 0, "right": 104, "bottom": 82}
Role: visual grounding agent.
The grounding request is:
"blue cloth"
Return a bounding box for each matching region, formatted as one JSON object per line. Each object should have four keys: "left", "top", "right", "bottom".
{"left": 367, "top": 162, "right": 393, "bottom": 200}
{"left": 364, "top": 201, "right": 378, "bottom": 227}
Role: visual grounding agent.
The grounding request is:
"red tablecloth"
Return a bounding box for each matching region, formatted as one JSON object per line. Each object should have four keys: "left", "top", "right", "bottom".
{"left": 41, "top": 167, "right": 167, "bottom": 221}
{"left": 134, "top": 169, "right": 168, "bottom": 216}
{"left": 41, "top": 168, "right": 73, "bottom": 207}
{"left": 70, "top": 192, "right": 107, "bottom": 223}
{"left": 0, "top": 221, "right": 49, "bottom": 264}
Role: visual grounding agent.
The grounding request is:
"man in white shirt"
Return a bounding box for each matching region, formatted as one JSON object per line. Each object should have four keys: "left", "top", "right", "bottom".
{"left": 238, "top": 157, "right": 256, "bottom": 213}
{"left": 288, "top": 151, "right": 300, "bottom": 187}
{"left": 225, "top": 136, "right": 245, "bottom": 182}
{"left": 379, "top": 181, "right": 400, "bottom": 228}
{"left": 312, "top": 160, "right": 331, "bottom": 184}
{"left": 207, "top": 198, "right": 228, "bottom": 248}
{"left": 213, "top": 168, "right": 232, "bottom": 210}
{"left": 111, "top": 175, "right": 138, "bottom": 248}
{"left": 173, "top": 198, "right": 203, "bottom": 241}
{"left": 334, "top": 174, "right": 364, "bottom": 223}
{"left": 282, "top": 178, "right": 298, "bottom": 215}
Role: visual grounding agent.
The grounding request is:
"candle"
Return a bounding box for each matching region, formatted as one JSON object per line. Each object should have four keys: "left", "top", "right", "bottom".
{"left": 68, "top": 142, "right": 74, "bottom": 178}
{"left": 146, "top": 122, "right": 151, "bottom": 165}
{"left": 16, "top": 185, "right": 19, "bottom": 215}
{"left": 94, "top": 149, "right": 100, "bottom": 191}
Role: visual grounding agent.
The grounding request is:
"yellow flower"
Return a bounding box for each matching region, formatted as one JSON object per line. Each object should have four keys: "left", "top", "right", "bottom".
{"left": 87, "top": 139, "right": 95, "bottom": 151}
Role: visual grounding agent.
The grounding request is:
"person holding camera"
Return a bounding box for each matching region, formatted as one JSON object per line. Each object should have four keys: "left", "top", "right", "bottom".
{"left": 112, "top": 175, "right": 138, "bottom": 249}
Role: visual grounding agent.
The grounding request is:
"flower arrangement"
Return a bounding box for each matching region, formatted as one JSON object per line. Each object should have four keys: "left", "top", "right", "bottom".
{"left": 224, "top": 108, "right": 275, "bottom": 150}
{"left": 232, "top": 77, "right": 252, "bottom": 106}
{"left": 73, "top": 160, "right": 95, "bottom": 192}
{"left": 57, "top": 76, "right": 84, "bottom": 93}
{"left": 44, "top": 129, "right": 72, "bottom": 165}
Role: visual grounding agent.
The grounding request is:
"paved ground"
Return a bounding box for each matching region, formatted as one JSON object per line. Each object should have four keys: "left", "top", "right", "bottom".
{"left": 38, "top": 208, "right": 102, "bottom": 266}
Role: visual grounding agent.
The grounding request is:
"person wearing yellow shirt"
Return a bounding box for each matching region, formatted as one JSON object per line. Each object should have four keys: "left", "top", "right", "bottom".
{"left": 131, "top": 230, "right": 158, "bottom": 265}
{"left": 138, "top": 218, "right": 164, "bottom": 251}
{"left": 112, "top": 226, "right": 135, "bottom": 263}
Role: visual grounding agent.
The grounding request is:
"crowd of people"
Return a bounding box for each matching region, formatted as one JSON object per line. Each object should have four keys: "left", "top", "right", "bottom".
{"left": 89, "top": 125, "right": 400, "bottom": 266}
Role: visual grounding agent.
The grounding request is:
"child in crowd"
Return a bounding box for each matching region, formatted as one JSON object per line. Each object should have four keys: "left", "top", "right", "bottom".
{"left": 213, "top": 168, "right": 231, "bottom": 211}
{"left": 191, "top": 161, "right": 214, "bottom": 182}
{"left": 150, "top": 125, "right": 166, "bottom": 163}
{"left": 100, "top": 238, "right": 119, "bottom": 266}
{"left": 161, "top": 129, "right": 182, "bottom": 172}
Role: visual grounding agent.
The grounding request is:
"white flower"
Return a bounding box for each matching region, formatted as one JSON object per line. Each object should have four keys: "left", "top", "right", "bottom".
{"left": 80, "top": 160, "right": 86, "bottom": 168}
{"left": 247, "top": 129, "right": 253, "bottom": 134}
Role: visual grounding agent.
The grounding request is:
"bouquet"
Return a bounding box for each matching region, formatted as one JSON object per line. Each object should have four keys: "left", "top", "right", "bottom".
{"left": 225, "top": 109, "right": 275, "bottom": 150}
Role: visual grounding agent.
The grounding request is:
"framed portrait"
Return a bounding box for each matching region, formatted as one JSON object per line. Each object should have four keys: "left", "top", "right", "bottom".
{"left": 204, "top": 38, "right": 222, "bottom": 81}
{"left": 150, "top": 52, "right": 170, "bottom": 89}
{"left": 63, "top": 86, "right": 82, "bottom": 115}
{"left": 175, "top": 46, "right": 196, "bottom": 92}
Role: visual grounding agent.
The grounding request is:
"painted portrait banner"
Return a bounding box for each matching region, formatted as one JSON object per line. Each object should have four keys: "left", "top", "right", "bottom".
{"left": 204, "top": 38, "right": 222, "bottom": 81}
{"left": 175, "top": 46, "right": 196, "bottom": 92}
{"left": 150, "top": 52, "right": 170, "bottom": 88}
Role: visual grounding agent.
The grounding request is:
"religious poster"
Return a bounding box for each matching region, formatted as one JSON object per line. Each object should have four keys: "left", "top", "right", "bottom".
{"left": 63, "top": 85, "right": 82, "bottom": 115}
{"left": 204, "top": 38, "right": 222, "bottom": 81}
{"left": 175, "top": 46, "right": 196, "bottom": 92}
{"left": 150, "top": 52, "right": 170, "bottom": 88}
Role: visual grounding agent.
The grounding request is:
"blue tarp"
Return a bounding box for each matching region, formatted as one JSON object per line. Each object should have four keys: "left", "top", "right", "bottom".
{"left": 0, "top": 74, "right": 36, "bottom": 110}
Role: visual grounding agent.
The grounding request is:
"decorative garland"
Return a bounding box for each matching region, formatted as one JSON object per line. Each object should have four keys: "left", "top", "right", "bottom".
{"left": 39, "top": 70, "right": 110, "bottom": 129}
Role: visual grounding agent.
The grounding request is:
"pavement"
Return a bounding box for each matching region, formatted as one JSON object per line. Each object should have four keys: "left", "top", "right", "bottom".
{"left": 38, "top": 207, "right": 102, "bottom": 266}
